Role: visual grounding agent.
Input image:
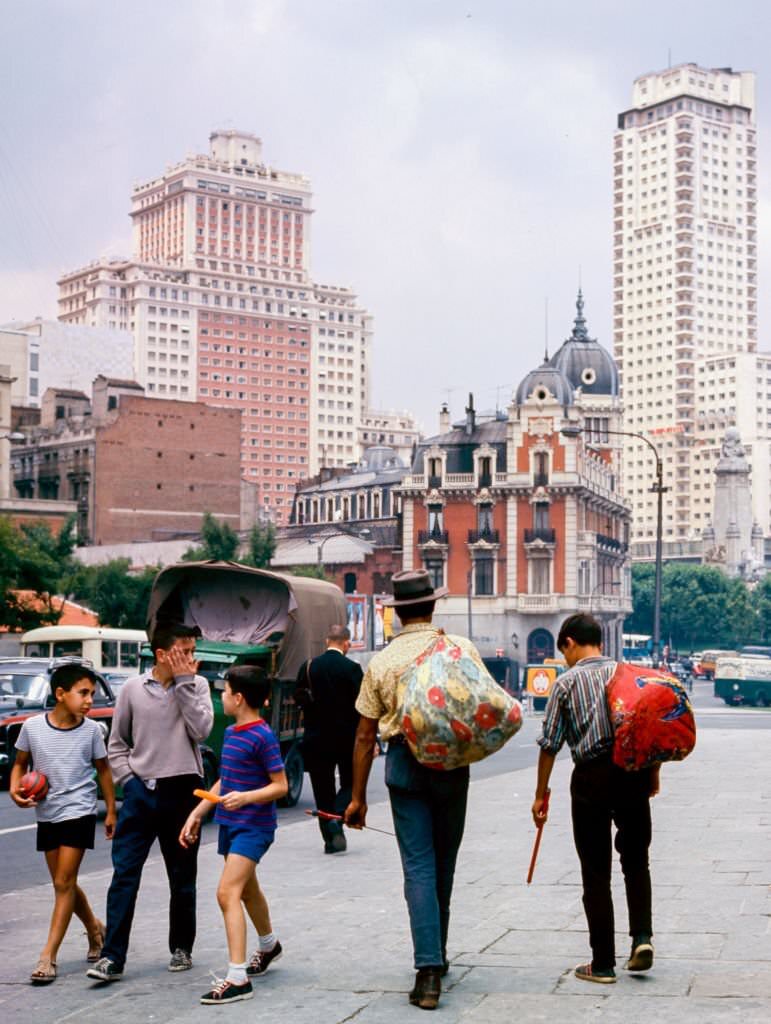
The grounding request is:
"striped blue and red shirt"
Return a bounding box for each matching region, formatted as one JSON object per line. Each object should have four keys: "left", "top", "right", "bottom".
{"left": 537, "top": 656, "right": 616, "bottom": 764}
{"left": 215, "top": 719, "right": 284, "bottom": 830}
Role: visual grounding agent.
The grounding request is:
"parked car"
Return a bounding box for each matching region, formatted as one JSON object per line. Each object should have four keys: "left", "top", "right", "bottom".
{"left": 0, "top": 657, "right": 116, "bottom": 787}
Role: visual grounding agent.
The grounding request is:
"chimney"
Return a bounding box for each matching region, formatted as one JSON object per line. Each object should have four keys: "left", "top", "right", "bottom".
{"left": 439, "top": 403, "right": 450, "bottom": 433}
{"left": 465, "top": 393, "right": 476, "bottom": 436}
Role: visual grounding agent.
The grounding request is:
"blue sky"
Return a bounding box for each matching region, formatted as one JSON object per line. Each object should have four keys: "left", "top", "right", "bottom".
{"left": 0, "top": 0, "right": 769, "bottom": 430}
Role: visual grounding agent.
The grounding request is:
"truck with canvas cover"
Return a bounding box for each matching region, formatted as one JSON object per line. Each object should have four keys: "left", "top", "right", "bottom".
{"left": 144, "top": 560, "right": 348, "bottom": 806}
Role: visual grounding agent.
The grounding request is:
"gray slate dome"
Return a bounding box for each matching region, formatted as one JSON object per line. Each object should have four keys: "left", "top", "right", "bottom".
{"left": 356, "top": 445, "right": 405, "bottom": 473}
{"left": 515, "top": 360, "right": 574, "bottom": 407}
{"left": 549, "top": 290, "right": 619, "bottom": 397}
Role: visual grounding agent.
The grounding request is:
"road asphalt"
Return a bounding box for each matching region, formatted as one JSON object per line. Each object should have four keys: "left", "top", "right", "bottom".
{"left": 1, "top": 691, "right": 770, "bottom": 1023}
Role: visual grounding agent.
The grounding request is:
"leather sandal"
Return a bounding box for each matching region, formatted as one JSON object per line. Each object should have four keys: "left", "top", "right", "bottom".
{"left": 31, "top": 958, "right": 57, "bottom": 984}
{"left": 86, "top": 920, "right": 106, "bottom": 962}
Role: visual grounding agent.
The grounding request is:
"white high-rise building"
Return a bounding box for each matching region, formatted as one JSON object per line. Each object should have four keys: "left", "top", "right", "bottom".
{"left": 614, "top": 64, "right": 757, "bottom": 545}
{"left": 57, "top": 130, "right": 372, "bottom": 525}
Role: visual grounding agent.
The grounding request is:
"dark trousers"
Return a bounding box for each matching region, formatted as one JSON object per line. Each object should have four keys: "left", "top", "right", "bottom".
{"left": 304, "top": 739, "right": 354, "bottom": 841}
{"left": 386, "top": 740, "right": 469, "bottom": 969}
{"left": 571, "top": 755, "right": 653, "bottom": 970}
{"left": 101, "top": 773, "right": 203, "bottom": 968}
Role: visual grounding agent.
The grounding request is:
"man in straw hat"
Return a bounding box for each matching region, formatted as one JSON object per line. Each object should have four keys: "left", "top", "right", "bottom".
{"left": 345, "top": 570, "right": 487, "bottom": 1011}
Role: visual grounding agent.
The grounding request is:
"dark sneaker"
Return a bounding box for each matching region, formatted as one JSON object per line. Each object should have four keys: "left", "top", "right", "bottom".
{"left": 247, "top": 941, "right": 283, "bottom": 976}
{"left": 200, "top": 978, "right": 253, "bottom": 1004}
{"left": 625, "top": 937, "right": 654, "bottom": 972}
{"left": 168, "top": 948, "right": 193, "bottom": 972}
{"left": 409, "top": 967, "right": 442, "bottom": 1010}
{"left": 86, "top": 957, "right": 123, "bottom": 982}
{"left": 574, "top": 962, "right": 616, "bottom": 984}
{"left": 324, "top": 833, "right": 347, "bottom": 854}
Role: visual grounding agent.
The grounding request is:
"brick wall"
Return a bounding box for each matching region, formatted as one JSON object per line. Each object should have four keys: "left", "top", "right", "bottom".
{"left": 93, "top": 396, "right": 242, "bottom": 544}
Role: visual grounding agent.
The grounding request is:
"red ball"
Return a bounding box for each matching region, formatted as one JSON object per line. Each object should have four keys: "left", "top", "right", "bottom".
{"left": 20, "top": 770, "right": 49, "bottom": 801}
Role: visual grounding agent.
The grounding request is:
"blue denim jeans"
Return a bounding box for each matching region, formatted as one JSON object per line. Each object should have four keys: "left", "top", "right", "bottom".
{"left": 386, "top": 740, "right": 469, "bottom": 968}
{"left": 101, "top": 774, "right": 202, "bottom": 968}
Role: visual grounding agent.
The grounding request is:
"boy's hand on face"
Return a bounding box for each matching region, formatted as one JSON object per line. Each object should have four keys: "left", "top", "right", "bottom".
{"left": 166, "top": 645, "right": 200, "bottom": 678}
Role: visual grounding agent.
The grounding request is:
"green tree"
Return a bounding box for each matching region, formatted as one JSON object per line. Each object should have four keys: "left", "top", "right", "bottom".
{"left": 626, "top": 561, "right": 759, "bottom": 650}
{"left": 68, "top": 560, "right": 159, "bottom": 629}
{"left": 754, "top": 575, "right": 771, "bottom": 642}
{"left": 182, "top": 512, "right": 240, "bottom": 563}
{"left": 244, "top": 521, "right": 276, "bottom": 568}
{"left": 0, "top": 516, "right": 78, "bottom": 630}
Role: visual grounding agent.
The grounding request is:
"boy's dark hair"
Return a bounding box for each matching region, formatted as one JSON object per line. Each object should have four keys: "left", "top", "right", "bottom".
{"left": 225, "top": 664, "right": 271, "bottom": 710}
{"left": 557, "top": 613, "right": 602, "bottom": 652}
{"left": 49, "top": 663, "right": 99, "bottom": 698}
{"left": 396, "top": 600, "right": 436, "bottom": 624}
{"left": 151, "top": 621, "right": 201, "bottom": 654}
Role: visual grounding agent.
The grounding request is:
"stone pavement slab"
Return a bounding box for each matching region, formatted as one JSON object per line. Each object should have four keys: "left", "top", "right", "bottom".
{"left": 1, "top": 728, "right": 770, "bottom": 1023}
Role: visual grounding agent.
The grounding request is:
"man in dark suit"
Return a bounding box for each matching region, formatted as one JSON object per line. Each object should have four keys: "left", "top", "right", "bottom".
{"left": 296, "top": 625, "right": 363, "bottom": 854}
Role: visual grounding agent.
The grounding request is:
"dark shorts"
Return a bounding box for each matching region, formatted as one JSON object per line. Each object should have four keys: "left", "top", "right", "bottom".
{"left": 37, "top": 814, "right": 97, "bottom": 853}
{"left": 217, "top": 822, "right": 274, "bottom": 863}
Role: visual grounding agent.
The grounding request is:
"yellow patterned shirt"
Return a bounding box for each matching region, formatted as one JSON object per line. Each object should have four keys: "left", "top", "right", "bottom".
{"left": 355, "top": 623, "right": 487, "bottom": 740}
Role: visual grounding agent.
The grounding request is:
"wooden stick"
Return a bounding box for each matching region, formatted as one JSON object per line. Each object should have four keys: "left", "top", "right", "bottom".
{"left": 527, "top": 788, "right": 551, "bottom": 884}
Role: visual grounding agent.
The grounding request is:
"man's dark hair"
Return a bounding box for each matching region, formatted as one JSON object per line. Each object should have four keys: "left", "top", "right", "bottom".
{"left": 396, "top": 600, "right": 436, "bottom": 624}
{"left": 557, "top": 613, "right": 602, "bottom": 652}
{"left": 49, "top": 663, "right": 99, "bottom": 698}
{"left": 327, "top": 624, "right": 350, "bottom": 644}
{"left": 151, "top": 621, "right": 201, "bottom": 654}
{"left": 225, "top": 664, "right": 271, "bottom": 710}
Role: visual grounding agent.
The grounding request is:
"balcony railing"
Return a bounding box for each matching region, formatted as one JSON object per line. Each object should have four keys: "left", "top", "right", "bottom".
{"left": 427, "top": 475, "right": 442, "bottom": 489}
{"left": 596, "top": 533, "right": 626, "bottom": 552}
{"left": 468, "top": 528, "right": 500, "bottom": 545}
{"left": 478, "top": 472, "right": 492, "bottom": 489}
{"left": 524, "top": 527, "right": 556, "bottom": 544}
{"left": 533, "top": 472, "right": 549, "bottom": 487}
{"left": 518, "top": 594, "right": 559, "bottom": 613}
{"left": 418, "top": 529, "right": 449, "bottom": 545}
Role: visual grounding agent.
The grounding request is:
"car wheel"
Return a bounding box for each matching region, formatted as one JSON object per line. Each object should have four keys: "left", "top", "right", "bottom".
{"left": 278, "top": 743, "right": 304, "bottom": 808}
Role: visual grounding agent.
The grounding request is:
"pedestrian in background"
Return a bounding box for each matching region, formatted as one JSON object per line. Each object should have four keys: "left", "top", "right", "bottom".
{"left": 531, "top": 613, "right": 659, "bottom": 984}
{"left": 11, "top": 663, "right": 116, "bottom": 984}
{"left": 345, "top": 570, "right": 486, "bottom": 1011}
{"left": 87, "top": 622, "right": 213, "bottom": 983}
{"left": 295, "top": 624, "right": 362, "bottom": 854}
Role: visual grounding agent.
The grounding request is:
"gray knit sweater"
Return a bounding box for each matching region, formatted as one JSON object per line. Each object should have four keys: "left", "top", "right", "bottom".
{"left": 108, "top": 670, "right": 214, "bottom": 786}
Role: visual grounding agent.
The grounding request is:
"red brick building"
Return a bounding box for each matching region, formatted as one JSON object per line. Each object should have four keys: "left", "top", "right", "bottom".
{"left": 10, "top": 378, "right": 245, "bottom": 545}
{"left": 399, "top": 295, "right": 632, "bottom": 660}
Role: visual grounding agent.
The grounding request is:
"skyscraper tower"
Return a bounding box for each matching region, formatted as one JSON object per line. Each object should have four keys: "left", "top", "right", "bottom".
{"left": 57, "top": 130, "right": 372, "bottom": 524}
{"left": 613, "top": 64, "right": 757, "bottom": 544}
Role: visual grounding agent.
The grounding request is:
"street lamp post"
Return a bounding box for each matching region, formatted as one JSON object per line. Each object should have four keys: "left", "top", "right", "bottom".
{"left": 561, "top": 423, "right": 666, "bottom": 668}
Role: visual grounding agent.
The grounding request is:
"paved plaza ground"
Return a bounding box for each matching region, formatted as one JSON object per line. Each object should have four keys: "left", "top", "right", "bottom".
{"left": 1, "top": 718, "right": 770, "bottom": 1023}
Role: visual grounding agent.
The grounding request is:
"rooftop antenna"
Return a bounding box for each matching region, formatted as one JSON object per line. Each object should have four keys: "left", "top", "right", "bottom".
{"left": 544, "top": 298, "right": 549, "bottom": 362}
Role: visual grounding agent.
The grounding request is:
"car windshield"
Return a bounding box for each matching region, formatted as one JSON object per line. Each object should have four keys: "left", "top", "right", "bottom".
{"left": 0, "top": 671, "right": 49, "bottom": 703}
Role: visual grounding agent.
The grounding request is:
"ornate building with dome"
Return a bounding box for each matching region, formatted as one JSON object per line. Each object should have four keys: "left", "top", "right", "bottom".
{"left": 398, "top": 293, "right": 633, "bottom": 661}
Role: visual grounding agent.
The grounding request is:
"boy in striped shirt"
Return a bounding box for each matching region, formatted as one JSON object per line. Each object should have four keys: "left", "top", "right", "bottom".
{"left": 180, "top": 666, "right": 287, "bottom": 1006}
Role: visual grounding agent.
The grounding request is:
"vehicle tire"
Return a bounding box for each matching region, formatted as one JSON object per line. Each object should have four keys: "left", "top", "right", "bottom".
{"left": 278, "top": 743, "right": 303, "bottom": 808}
{"left": 755, "top": 692, "right": 768, "bottom": 708}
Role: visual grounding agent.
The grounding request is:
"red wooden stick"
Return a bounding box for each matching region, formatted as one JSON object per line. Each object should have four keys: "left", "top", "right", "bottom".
{"left": 527, "top": 788, "right": 551, "bottom": 884}
{"left": 304, "top": 809, "right": 394, "bottom": 837}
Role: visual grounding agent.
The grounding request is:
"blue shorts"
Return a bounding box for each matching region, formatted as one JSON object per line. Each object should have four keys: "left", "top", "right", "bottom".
{"left": 217, "top": 823, "right": 274, "bottom": 863}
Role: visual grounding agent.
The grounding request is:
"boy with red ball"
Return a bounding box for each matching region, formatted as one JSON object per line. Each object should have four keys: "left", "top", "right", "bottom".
{"left": 11, "top": 663, "right": 117, "bottom": 983}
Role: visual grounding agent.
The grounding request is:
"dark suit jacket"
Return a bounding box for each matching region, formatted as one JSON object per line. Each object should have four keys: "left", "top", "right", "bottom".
{"left": 297, "top": 648, "right": 363, "bottom": 750}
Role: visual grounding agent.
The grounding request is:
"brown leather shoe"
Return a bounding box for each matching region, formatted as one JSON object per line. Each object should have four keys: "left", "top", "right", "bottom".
{"left": 409, "top": 968, "right": 441, "bottom": 1010}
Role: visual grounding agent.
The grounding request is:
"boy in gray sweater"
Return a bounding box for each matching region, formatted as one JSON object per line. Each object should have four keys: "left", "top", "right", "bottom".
{"left": 87, "top": 623, "right": 213, "bottom": 983}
